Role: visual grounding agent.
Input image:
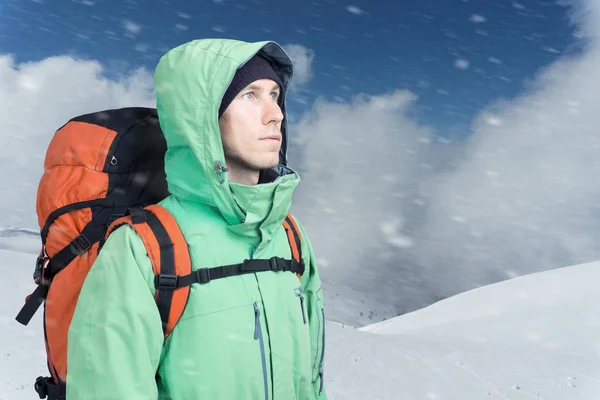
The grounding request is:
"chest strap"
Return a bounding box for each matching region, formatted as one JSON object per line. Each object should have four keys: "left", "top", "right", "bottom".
{"left": 155, "top": 256, "right": 305, "bottom": 290}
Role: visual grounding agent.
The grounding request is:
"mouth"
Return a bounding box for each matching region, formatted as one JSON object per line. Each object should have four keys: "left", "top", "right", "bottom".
{"left": 260, "top": 135, "right": 281, "bottom": 142}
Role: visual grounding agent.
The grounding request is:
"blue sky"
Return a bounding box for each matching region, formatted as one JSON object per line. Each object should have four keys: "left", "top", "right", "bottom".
{"left": 0, "top": 0, "right": 581, "bottom": 135}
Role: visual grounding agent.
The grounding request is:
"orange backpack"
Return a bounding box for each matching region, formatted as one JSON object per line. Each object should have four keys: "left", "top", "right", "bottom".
{"left": 15, "top": 107, "right": 304, "bottom": 400}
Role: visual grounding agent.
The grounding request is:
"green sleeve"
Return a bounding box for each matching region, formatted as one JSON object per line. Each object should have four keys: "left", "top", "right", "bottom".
{"left": 297, "top": 219, "right": 328, "bottom": 399}
{"left": 66, "top": 225, "right": 163, "bottom": 400}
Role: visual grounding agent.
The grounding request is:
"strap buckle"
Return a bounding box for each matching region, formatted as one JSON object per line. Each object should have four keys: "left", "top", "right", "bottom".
{"left": 155, "top": 274, "right": 178, "bottom": 290}
{"left": 69, "top": 234, "right": 91, "bottom": 256}
{"left": 196, "top": 268, "right": 212, "bottom": 284}
{"left": 269, "top": 257, "right": 284, "bottom": 271}
{"left": 241, "top": 259, "right": 252, "bottom": 272}
{"left": 291, "top": 259, "right": 305, "bottom": 275}
{"left": 34, "top": 376, "right": 51, "bottom": 399}
{"left": 34, "top": 246, "right": 51, "bottom": 285}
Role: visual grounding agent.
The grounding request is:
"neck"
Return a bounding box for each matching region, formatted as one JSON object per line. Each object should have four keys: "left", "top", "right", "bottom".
{"left": 225, "top": 158, "right": 260, "bottom": 186}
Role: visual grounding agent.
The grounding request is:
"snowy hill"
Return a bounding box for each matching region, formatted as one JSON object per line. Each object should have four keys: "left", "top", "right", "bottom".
{"left": 2, "top": 233, "right": 600, "bottom": 400}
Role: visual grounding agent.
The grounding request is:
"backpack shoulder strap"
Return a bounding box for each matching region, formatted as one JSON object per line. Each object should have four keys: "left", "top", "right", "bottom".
{"left": 283, "top": 213, "right": 303, "bottom": 279}
{"left": 107, "top": 205, "right": 191, "bottom": 339}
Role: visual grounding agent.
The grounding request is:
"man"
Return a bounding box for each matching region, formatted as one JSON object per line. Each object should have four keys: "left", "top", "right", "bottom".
{"left": 66, "top": 39, "right": 328, "bottom": 399}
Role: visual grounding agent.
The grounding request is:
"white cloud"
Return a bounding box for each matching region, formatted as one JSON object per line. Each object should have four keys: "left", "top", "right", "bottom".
{"left": 290, "top": 0, "right": 600, "bottom": 323}
{"left": 175, "top": 24, "right": 188, "bottom": 31}
{"left": 282, "top": 44, "right": 315, "bottom": 87}
{"left": 346, "top": 5, "right": 364, "bottom": 15}
{"left": 0, "top": 55, "right": 155, "bottom": 230}
{"left": 177, "top": 12, "right": 191, "bottom": 19}
{"left": 413, "top": 32, "right": 600, "bottom": 297}
{"left": 212, "top": 26, "right": 225, "bottom": 33}
{"left": 454, "top": 58, "right": 470, "bottom": 70}
{"left": 469, "top": 14, "right": 487, "bottom": 23}
{"left": 291, "top": 90, "right": 439, "bottom": 292}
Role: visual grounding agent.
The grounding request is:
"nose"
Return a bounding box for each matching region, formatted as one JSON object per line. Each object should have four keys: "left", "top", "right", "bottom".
{"left": 263, "top": 99, "right": 284, "bottom": 125}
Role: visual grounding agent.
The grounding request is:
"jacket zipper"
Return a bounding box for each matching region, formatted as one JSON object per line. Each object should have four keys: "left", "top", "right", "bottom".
{"left": 294, "top": 287, "right": 307, "bottom": 324}
{"left": 318, "top": 308, "right": 325, "bottom": 396}
{"left": 254, "top": 302, "right": 269, "bottom": 400}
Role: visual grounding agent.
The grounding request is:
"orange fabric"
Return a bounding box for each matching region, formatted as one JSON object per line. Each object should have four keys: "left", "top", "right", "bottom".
{"left": 43, "top": 208, "right": 92, "bottom": 259}
{"left": 37, "top": 167, "right": 109, "bottom": 231}
{"left": 146, "top": 205, "right": 192, "bottom": 337}
{"left": 287, "top": 213, "right": 302, "bottom": 246}
{"left": 44, "top": 121, "right": 117, "bottom": 171}
{"left": 283, "top": 219, "right": 300, "bottom": 263}
{"left": 45, "top": 242, "right": 100, "bottom": 381}
{"left": 40, "top": 121, "right": 116, "bottom": 380}
{"left": 37, "top": 121, "right": 116, "bottom": 230}
{"left": 284, "top": 214, "right": 302, "bottom": 280}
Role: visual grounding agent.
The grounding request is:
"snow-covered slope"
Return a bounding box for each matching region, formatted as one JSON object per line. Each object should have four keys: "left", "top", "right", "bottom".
{"left": 2, "top": 236, "right": 600, "bottom": 400}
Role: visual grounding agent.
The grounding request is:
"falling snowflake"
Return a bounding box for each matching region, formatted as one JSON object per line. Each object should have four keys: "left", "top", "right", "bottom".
{"left": 123, "top": 20, "right": 142, "bottom": 35}
{"left": 485, "top": 115, "right": 503, "bottom": 126}
{"left": 454, "top": 59, "right": 470, "bottom": 70}
{"left": 469, "top": 14, "right": 487, "bottom": 23}
{"left": 346, "top": 5, "right": 363, "bottom": 14}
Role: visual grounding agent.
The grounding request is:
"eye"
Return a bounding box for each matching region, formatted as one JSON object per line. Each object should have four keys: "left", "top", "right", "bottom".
{"left": 243, "top": 92, "right": 255, "bottom": 100}
{"left": 270, "top": 91, "right": 280, "bottom": 101}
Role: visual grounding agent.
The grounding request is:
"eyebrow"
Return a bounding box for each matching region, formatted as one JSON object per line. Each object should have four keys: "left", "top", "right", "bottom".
{"left": 246, "top": 82, "right": 281, "bottom": 92}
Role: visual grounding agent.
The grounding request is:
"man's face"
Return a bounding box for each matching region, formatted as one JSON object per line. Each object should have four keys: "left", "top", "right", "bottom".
{"left": 219, "top": 78, "right": 284, "bottom": 173}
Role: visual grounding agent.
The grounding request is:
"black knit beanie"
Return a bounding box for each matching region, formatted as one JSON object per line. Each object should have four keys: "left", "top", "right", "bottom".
{"left": 218, "top": 54, "right": 284, "bottom": 118}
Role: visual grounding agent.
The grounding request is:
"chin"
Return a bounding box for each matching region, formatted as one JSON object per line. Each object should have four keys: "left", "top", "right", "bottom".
{"left": 260, "top": 160, "right": 279, "bottom": 170}
{"left": 245, "top": 159, "right": 278, "bottom": 171}
{"left": 259, "top": 154, "right": 280, "bottom": 169}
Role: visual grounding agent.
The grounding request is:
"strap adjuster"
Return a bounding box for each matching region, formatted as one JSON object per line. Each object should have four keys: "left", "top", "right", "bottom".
{"left": 196, "top": 268, "right": 211, "bottom": 284}
{"left": 270, "top": 257, "right": 284, "bottom": 271}
{"left": 34, "top": 249, "right": 49, "bottom": 285}
{"left": 240, "top": 259, "right": 252, "bottom": 272}
{"left": 155, "top": 274, "right": 178, "bottom": 290}
{"left": 291, "top": 259, "right": 305, "bottom": 275}
{"left": 69, "top": 234, "right": 91, "bottom": 255}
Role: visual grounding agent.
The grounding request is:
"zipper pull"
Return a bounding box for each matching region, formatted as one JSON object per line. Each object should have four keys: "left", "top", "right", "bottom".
{"left": 294, "top": 287, "right": 307, "bottom": 324}
{"left": 214, "top": 161, "right": 229, "bottom": 184}
{"left": 318, "top": 366, "right": 324, "bottom": 395}
{"left": 300, "top": 294, "right": 307, "bottom": 324}
{"left": 254, "top": 302, "right": 260, "bottom": 340}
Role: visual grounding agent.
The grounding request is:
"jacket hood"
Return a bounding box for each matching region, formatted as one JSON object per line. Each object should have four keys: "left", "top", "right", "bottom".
{"left": 154, "top": 39, "right": 300, "bottom": 242}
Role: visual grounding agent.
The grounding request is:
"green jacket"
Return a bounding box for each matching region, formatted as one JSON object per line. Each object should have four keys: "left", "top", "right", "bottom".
{"left": 67, "top": 39, "right": 327, "bottom": 400}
